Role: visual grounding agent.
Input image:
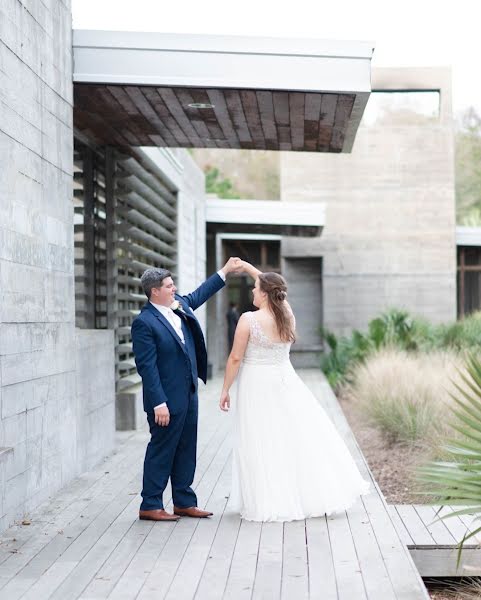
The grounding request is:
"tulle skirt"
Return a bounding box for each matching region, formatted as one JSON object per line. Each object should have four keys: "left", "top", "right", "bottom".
{"left": 229, "top": 360, "right": 370, "bottom": 522}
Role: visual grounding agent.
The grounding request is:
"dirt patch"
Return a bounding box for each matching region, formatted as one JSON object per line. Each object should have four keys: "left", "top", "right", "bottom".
{"left": 338, "top": 394, "right": 430, "bottom": 504}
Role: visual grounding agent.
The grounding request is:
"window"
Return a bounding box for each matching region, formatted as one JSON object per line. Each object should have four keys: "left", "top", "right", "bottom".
{"left": 362, "top": 91, "right": 440, "bottom": 127}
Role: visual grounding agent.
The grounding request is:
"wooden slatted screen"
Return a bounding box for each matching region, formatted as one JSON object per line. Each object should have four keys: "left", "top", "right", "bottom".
{"left": 74, "top": 138, "right": 178, "bottom": 392}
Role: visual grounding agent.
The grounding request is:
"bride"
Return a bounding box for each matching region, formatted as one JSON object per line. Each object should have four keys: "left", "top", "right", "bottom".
{"left": 219, "top": 261, "right": 370, "bottom": 522}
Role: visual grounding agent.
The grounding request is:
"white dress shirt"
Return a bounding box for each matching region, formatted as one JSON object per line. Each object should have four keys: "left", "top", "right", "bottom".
{"left": 150, "top": 302, "right": 185, "bottom": 343}
{"left": 151, "top": 269, "right": 226, "bottom": 411}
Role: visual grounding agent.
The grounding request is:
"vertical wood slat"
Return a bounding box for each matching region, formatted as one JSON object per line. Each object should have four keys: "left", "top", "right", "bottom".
{"left": 224, "top": 89, "right": 253, "bottom": 146}
{"left": 304, "top": 93, "right": 322, "bottom": 151}
{"left": 91, "top": 87, "right": 138, "bottom": 146}
{"left": 289, "top": 92, "right": 305, "bottom": 151}
{"left": 174, "top": 88, "right": 217, "bottom": 148}
{"left": 92, "top": 86, "right": 140, "bottom": 147}
{"left": 189, "top": 89, "right": 228, "bottom": 148}
{"left": 240, "top": 90, "right": 266, "bottom": 150}
{"left": 105, "top": 146, "right": 119, "bottom": 388}
{"left": 125, "top": 86, "right": 176, "bottom": 146}
{"left": 273, "top": 92, "right": 291, "bottom": 151}
{"left": 331, "top": 94, "right": 355, "bottom": 152}
{"left": 140, "top": 87, "right": 191, "bottom": 146}
{"left": 157, "top": 87, "right": 204, "bottom": 146}
{"left": 318, "top": 93, "right": 338, "bottom": 151}
{"left": 206, "top": 89, "right": 240, "bottom": 148}
{"left": 83, "top": 146, "right": 96, "bottom": 329}
{"left": 256, "top": 91, "right": 278, "bottom": 150}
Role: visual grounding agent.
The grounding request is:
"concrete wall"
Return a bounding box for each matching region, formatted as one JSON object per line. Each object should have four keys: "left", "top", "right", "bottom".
{"left": 281, "top": 67, "right": 457, "bottom": 335}
{"left": 0, "top": 0, "right": 116, "bottom": 531}
{"left": 174, "top": 149, "right": 209, "bottom": 332}
{"left": 0, "top": 0, "right": 76, "bottom": 530}
{"left": 75, "top": 330, "right": 115, "bottom": 473}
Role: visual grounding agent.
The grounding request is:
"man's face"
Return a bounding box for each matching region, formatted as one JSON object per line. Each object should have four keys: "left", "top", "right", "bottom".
{"left": 151, "top": 276, "right": 177, "bottom": 306}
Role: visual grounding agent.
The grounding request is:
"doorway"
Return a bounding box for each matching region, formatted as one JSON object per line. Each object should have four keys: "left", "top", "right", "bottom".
{"left": 222, "top": 237, "right": 281, "bottom": 315}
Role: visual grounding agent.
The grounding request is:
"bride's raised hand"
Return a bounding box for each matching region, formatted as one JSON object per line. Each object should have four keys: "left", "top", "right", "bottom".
{"left": 239, "top": 260, "right": 262, "bottom": 279}
{"left": 219, "top": 390, "right": 231, "bottom": 411}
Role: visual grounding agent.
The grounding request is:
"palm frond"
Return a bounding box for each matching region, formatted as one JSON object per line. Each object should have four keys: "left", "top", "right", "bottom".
{"left": 416, "top": 354, "right": 481, "bottom": 563}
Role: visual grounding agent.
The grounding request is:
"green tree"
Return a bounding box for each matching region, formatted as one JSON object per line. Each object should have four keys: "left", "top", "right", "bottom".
{"left": 205, "top": 166, "right": 241, "bottom": 199}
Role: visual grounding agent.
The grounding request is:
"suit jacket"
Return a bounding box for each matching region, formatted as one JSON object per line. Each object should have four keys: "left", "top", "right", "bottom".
{"left": 131, "top": 272, "right": 225, "bottom": 414}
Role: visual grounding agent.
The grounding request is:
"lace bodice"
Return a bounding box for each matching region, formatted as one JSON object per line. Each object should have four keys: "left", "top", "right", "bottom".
{"left": 243, "top": 312, "right": 291, "bottom": 365}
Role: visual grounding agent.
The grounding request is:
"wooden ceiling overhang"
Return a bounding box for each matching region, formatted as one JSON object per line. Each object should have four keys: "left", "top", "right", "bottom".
{"left": 73, "top": 30, "right": 374, "bottom": 153}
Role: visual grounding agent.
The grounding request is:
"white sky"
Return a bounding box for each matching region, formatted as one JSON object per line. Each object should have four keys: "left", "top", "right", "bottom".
{"left": 72, "top": 0, "right": 481, "bottom": 115}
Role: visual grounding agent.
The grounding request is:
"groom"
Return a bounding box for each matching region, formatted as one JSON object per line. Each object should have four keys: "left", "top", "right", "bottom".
{"left": 131, "top": 258, "right": 241, "bottom": 521}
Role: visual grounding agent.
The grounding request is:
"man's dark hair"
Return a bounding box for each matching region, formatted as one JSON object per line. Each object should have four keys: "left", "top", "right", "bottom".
{"left": 140, "top": 268, "right": 172, "bottom": 299}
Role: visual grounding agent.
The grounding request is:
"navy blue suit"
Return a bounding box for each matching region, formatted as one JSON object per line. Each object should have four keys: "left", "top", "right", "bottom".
{"left": 131, "top": 273, "right": 225, "bottom": 510}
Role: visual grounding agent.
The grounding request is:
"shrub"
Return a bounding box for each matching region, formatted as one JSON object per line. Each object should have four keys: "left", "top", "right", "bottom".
{"left": 345, "top": 348, "right": 463, "bottom": 446}
{"left": 321, "top": 309, "right": 481, "bottom": 389}
{"left": 433, "top": 311, "right": 481, "bottom": 351}
{"left": 320, "top": 308, "right": 434, "bottom": 388}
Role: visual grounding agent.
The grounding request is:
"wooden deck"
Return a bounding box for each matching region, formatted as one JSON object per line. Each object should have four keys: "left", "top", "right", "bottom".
{"left": 0, "top": 370, "right": 429, "bottom": 599}
{"left": 389, "top": 504, "right": 481, "bottom": 577}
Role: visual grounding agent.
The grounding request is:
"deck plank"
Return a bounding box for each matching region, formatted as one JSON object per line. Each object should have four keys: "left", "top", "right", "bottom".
{"left": 305, "top": 516, "right": 338, "bottom": 600}
{"left": 327, "top": 509, "right": 367, "bottom": 600}
{"left": 391, "top": 504, "right": 481, "bottom": 576}
{"left": 413, "top": 505, "right": 457, "bottom": 545}
{"left": 281, "top": 520, "right": 309, "bottom": 600}
{"left": 362, "top": 494, "right": 429, "bottom": 599}
{"left": 251, "top": 522, "right": 283, "bottom": 600}
{"left": 0, "top": 370, "right": 431, "bottom": 599}
{"left": 347, "top": 500, "right": 397, "bottom": 600}
{"left": 193, "top": 511, "right": 241, "bottom": 600}
{"left": 438, "top": 505, "right": 476, "bottom": 545}
{"left": 222, "top": 519, "right": 262, "bottom": 600}
{"left": 394, "top": 505, "right": 434, "bottom": 546}
{"left": 388, "top": 506, "right": 415, "bottom": 546}
{"left": 0, "top": 440, "right": 145, "bottom": 598}
{"left": 163, "top": 441, "right": 232, "bottom": 599}
{"left": 125, "top": 420, "right": 231, "bottom": 599}
{"left": 449, "top": 506, "right": 481, "bottom": 544}
{"left": 0, "top": 433, "right": 140, "bottom": 572}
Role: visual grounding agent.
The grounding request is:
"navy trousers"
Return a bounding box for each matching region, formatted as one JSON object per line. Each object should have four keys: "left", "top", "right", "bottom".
{"left": 140, "top": 387, "right": 198, "bottom": 510}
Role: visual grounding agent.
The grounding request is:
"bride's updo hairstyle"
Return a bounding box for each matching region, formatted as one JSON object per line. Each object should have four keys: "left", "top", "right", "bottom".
{"left": 258, "top": 272, "right": 296, "bottom": 343}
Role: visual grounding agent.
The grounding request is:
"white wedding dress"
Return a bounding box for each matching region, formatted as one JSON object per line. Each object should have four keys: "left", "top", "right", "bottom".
{"left": 229, "top": 311, "right": 370, "bottom": 522}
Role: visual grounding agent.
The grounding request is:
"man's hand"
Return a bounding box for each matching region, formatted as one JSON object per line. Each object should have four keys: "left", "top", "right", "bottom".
{"left": 219, "top": 390, "right": 231, "bottom": 411}
{"left": 154, "top": 404, "right": 170, "bottom": 426}
{"left": 220, "top": 257, "right": 243, "bottom": 276}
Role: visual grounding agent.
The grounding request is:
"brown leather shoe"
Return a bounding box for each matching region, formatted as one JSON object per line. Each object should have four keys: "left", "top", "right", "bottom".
{"left": 173, "top": 506, "right": 213, "bottom": 518}
{"left": 139, "top": 509, "right": 180, "bottom": 521}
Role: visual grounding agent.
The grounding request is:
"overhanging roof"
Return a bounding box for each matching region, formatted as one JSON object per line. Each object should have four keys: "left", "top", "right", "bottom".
{"left": 457, "top": 226, "right": 481, "bottom": 246}
{"left": 206, "top": 198, "right": 325, "bottom": 237}
{"left": 73, "top": 30, "right": 374, "bottom": 153}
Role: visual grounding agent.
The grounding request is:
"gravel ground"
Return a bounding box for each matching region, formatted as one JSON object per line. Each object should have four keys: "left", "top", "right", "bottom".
{"left": 337, "top": 394, "right": 469, "bottom": 600}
